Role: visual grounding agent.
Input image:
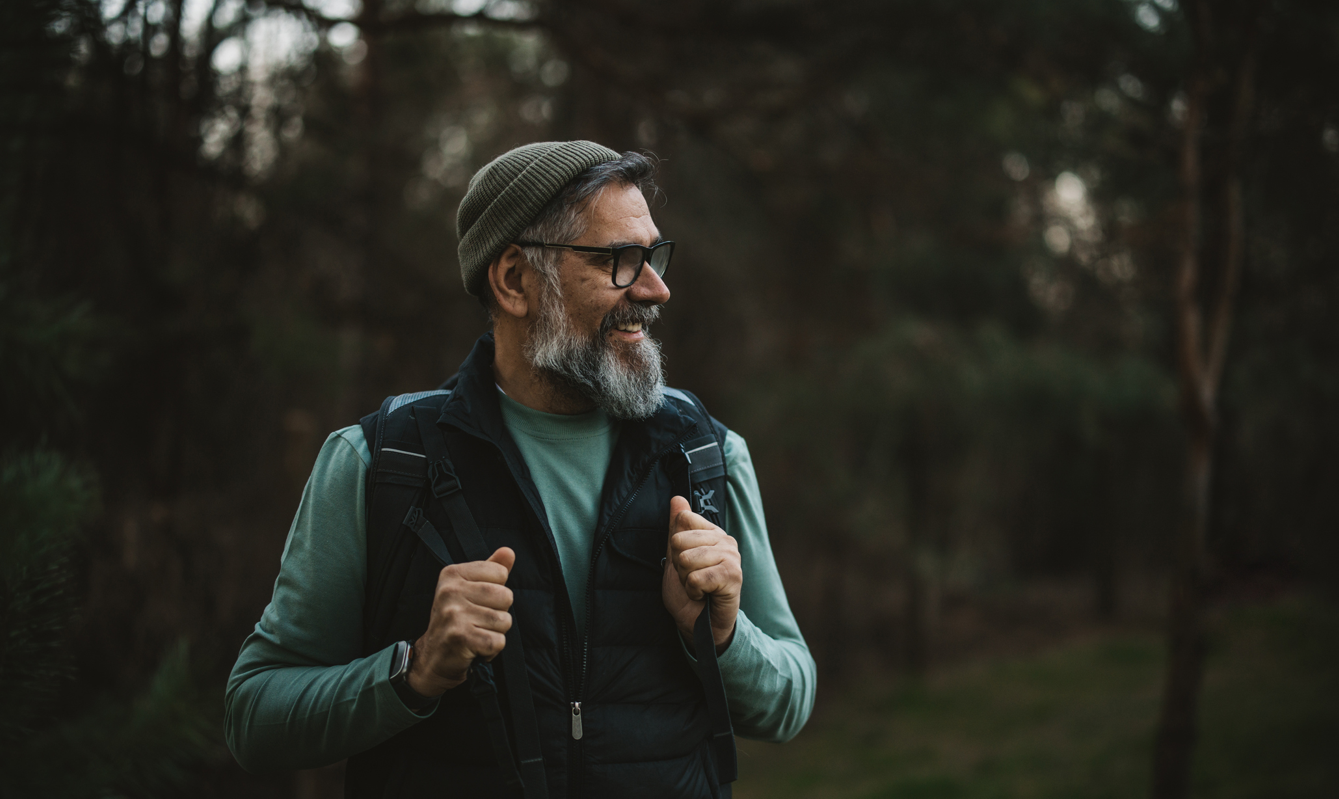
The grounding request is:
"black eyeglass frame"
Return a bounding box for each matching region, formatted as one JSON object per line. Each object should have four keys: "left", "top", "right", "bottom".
{"left": 514, "top": 240, "right": 675, "bottom": 288}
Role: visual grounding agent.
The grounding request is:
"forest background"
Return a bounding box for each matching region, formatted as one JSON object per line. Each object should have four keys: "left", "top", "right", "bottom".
{"left": 2, "top": 0, "right": 1336, "bottom": 796}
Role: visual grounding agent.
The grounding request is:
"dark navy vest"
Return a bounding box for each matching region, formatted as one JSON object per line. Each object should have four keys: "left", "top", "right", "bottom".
{"left": 344, "top": 334, "right": 733, "bottom": 799}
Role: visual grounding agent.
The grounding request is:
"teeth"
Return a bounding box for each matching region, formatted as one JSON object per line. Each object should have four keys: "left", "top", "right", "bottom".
{"left": 616, "top": 323, "right": 642, "bottom": 332}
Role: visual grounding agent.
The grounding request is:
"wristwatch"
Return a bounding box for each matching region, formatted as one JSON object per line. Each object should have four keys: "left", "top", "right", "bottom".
{"left": 389, "top": 640, "right": 437, "bottom": 712}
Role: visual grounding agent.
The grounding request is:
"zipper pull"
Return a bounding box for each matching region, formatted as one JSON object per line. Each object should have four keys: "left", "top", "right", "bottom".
{"left": 570, "top": 701, "right": 583, "bottom": 740}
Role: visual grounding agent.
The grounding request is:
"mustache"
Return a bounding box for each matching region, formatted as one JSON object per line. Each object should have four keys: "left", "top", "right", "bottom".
{"left": 599, "top": 302, "right": 661, "bottom": 337}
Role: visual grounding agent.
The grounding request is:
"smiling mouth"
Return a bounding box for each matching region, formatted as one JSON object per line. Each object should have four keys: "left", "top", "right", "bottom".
{"left": 601, "top": 302, "right": 660, "bottom": 339}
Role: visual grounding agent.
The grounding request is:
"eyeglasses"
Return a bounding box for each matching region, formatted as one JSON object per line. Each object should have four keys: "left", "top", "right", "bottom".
{"left": 515, "top": 240, "right": 675, "bottom": 288}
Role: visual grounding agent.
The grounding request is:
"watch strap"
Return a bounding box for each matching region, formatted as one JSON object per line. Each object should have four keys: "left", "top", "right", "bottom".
{"left": 389, "top": 641, "right": 437, "bottom": 712}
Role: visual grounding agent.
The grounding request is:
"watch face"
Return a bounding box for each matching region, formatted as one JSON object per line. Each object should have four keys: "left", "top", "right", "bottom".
{"left": 391, "top": 641, "right": 411, "bottom": 682}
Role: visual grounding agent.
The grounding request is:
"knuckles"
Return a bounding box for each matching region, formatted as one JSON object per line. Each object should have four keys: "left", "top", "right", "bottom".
{"left": 433, "top": 576, "right": 514, "bottom": 609}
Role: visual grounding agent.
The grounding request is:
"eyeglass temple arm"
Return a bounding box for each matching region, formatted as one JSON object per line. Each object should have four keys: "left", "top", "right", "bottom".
{"left": 514, "top": 242, "right": 613, "bottom": 255}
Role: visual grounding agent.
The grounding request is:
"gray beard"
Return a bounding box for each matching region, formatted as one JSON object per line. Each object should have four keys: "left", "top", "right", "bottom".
{"left": 524, "top": 282, "right": 665, "bottom": 421}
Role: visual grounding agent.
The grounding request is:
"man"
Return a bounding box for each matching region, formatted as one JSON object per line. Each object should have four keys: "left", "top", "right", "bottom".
{"left": 225, "top": 141, "right": 815, "bottom": 798}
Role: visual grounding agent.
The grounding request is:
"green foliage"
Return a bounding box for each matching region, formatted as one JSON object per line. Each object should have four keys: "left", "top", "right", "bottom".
{"left": 0, "top": 287, "right": 108, "bottom": 434}
{"left": 734, "top": 598, "right": 1339, "bottom": 799}
{"left": 0, "top": 448, "right": 220, "bottom": 798}
{"left": 0, "top": 449, "right": 96, "bottom": 742}
{"left": 742, "top": 318, "right": 1175, "bottom": 569}
{"left": 1, "top": 640, "right": 224, "bottom": 799}
{"left": 0, "top": 445, "right": 220, "bottom": 798}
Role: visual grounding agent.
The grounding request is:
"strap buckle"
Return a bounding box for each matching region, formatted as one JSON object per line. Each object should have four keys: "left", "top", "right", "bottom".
{"left": 428, "top": 458, "right": 462, "bottom": 498}
{"left": 467, "top": 660, "right": 497, "bottom": 696}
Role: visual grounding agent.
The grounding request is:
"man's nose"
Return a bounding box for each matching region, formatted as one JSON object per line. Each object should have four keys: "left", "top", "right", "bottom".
{"left": 627, "top": 260, "right": 670, "bottom": 305}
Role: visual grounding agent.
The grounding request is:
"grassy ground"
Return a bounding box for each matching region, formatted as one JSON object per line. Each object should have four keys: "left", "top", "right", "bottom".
{"left": 734, "top": 597, "right": 1338, "bottom": 799}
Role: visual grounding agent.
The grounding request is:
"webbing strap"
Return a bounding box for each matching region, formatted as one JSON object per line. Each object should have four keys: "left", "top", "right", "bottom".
{"left": 467, "top": 661, "right": 522, "bottom": 792}
{"left": 677, "top": 390, "right": 738, "bottom": 788}
{"left": 693, "top": 598, "right": 739, "bottom": 785}
{"left": 403, "top": 507, "right": 454, "bottom": 568}
{"left": 414, "top": 410, "right": 549, "bottom": 799}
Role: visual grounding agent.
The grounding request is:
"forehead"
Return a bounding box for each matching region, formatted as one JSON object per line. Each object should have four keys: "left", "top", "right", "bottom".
{"left": 575, "top": 183, "right": 658, "bottom": 245}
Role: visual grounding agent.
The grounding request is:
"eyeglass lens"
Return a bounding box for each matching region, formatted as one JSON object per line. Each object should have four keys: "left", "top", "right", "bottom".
{"left": 613, "top": 243, "right": 672, "bottom": 287}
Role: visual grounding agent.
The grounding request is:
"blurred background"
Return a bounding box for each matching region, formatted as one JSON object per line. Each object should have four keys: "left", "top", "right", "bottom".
{"left": 2, "top": 0, "right": 1336, "bottom": 796}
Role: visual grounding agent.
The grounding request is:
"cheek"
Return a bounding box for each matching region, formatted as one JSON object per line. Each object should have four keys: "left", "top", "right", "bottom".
{"left": 566, "top": 288, "right": 619, "bottom": 330}
{"left": 559, "top": 274, "right": 603, "bottom": 318}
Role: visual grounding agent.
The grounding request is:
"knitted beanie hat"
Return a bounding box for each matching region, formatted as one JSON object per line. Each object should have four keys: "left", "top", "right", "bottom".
{"left": 456, "top": 140, "right": 622, "bottom": 296}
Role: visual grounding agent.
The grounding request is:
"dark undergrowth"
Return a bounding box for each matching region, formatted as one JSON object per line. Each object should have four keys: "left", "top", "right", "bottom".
{"left": 735, "top": 595, "right": 1339, "bottom": 799}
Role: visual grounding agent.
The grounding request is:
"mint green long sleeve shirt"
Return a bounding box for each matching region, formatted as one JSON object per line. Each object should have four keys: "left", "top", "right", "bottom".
{"left": 224, "top": 410, "right": 816, "bottom": 774}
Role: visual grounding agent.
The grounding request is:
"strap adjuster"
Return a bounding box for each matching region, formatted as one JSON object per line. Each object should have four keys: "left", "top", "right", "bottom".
{"left": 428, "top": 459, "right": 461, "bottom": 498}
{"left": 467, "top": 660, "right": 497, "bottom": 696}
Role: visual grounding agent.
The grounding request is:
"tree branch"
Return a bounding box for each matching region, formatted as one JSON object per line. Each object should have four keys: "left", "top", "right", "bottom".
{"left": 1204, "top": 6, "right": 1262, "bottom": 399}
{"left": 262, "top": 0, "right": 543, "bottom": 32}
{"left": 1174, "top": 61, "right": 1209, "bottom": 434}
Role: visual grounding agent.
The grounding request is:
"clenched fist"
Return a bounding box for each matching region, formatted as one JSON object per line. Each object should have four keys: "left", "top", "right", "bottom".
{"left": 408, "top": 547, "right": 515, "bottom": 698}
{"left": 661, "top": 496, "right": 742, "bottom": 653}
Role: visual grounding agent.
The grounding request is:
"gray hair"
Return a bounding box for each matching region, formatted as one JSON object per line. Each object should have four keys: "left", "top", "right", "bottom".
{"left": 480, "top": 151, "right": 659, "bottom": 314}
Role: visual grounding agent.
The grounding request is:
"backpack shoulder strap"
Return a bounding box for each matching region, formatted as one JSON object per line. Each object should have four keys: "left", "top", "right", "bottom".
{"left": 360, "top": 389, "right": 454, "bottom": 521}
{"left": 412, "top": 409, "right": 550, "bottom": 799}
{"left": 661, "top": 387, "right": 738, "bottom": 789}
{"left": 663, "top": 387, "right": 731, "bottom": 531}
{"left": 359, "top": 391, "right": 455, "bottom": 649}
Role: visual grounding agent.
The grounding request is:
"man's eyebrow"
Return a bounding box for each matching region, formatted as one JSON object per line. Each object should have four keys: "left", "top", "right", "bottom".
{"left": 601, "top": 234, "right": 664, "bottom": 248}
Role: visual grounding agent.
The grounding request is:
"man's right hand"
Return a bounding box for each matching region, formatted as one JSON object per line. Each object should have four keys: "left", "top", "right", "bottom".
{"left": 407, "top": 547, "right": 515, "bottom": 698}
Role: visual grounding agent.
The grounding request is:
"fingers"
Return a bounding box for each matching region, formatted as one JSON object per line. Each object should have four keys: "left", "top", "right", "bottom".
{"left": 666, "top": 523, "right": 740, "bottom": 600}
{"left": 416, "top": 549, "right": 518, "bottom": 692}
{"left": 446, "top": 553, "right": 513, "bottom": 587}
{"left": 432, "top": 586, "right": 512, "bottom": 657}
{"left": 442, "top": 579, "right": 513, "bottom": 611}
{"left": 669, "top": 529, "right": 736, "bottom": 573}
{"left": 671, "top": 528, "right": 728, "bottom": 552}
{"left": 672, "top": 540, "right": 732, "bottom": 575}
{"left": 458, "top": 625, "right": 508, "bottom": 661}
{"left": 661, "top": 503, "right": 743, "bottom": 647}
{"left": 683, "top": 562, "right": 739, "bottom": 601}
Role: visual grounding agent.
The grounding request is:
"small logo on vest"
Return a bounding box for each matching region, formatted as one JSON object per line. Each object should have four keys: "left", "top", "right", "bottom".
{"left": 694, "top": 488, "right": 718, "bottom": 516}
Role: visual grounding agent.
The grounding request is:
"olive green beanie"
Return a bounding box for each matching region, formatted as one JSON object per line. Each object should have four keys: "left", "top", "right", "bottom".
{"left": 456, "top": 140, "right": 622, "bottom": 296}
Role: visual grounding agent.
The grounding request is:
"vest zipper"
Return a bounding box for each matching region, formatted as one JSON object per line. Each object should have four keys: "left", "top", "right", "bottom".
{"left": 572, "top": 425, "right": 699, "bottom": 721}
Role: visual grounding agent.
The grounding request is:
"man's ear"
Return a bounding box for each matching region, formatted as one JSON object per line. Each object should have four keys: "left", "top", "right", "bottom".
{"left": 488, "top": 244, "right": 530, "bottom": 320}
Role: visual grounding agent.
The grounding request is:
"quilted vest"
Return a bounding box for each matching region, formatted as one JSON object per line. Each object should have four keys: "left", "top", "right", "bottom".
{"left": 344, "top": 334, "right": 734, "bottom": 799}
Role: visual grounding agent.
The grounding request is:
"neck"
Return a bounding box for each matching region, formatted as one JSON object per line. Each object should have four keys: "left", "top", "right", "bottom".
{"left": 492, "top": 317, "right": 597, "bottom": 415}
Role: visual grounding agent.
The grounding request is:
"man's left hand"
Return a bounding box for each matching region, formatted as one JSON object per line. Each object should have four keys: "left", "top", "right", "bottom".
{"left": 662, "top": 495, "right": 741, "bottom": 653}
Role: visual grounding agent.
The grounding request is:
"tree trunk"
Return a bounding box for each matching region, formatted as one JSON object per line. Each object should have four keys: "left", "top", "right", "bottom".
{"left": 1152, "top": 435, "right": 1212, "bottom": 799}
{"left": 336, "top": 0, "right": 386, "bottom": 423}
{"left": 1151, "top": 2, "right": 1258, "bottom": 795}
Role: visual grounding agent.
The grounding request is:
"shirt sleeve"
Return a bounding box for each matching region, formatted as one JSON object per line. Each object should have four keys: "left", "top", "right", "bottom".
{"left": 715, "top": 430, "right": 817, "bottom": 743}
{"left": 223, "top": 426, "right": 434, "bottom": 774}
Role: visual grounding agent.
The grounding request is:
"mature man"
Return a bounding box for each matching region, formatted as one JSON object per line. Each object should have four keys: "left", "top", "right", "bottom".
{"left": 225, "top": 141, "right": 815, "bottom": 798}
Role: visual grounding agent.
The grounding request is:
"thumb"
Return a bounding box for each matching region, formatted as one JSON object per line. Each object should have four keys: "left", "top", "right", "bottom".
{"left": 670, "top": 495, "right": 691, "bottom": 523}
{"left": 487, "top": 546, "right": 516, "bottom": 574}
{"left": 669, "top": 495, "right": 714, "bottom": 532}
